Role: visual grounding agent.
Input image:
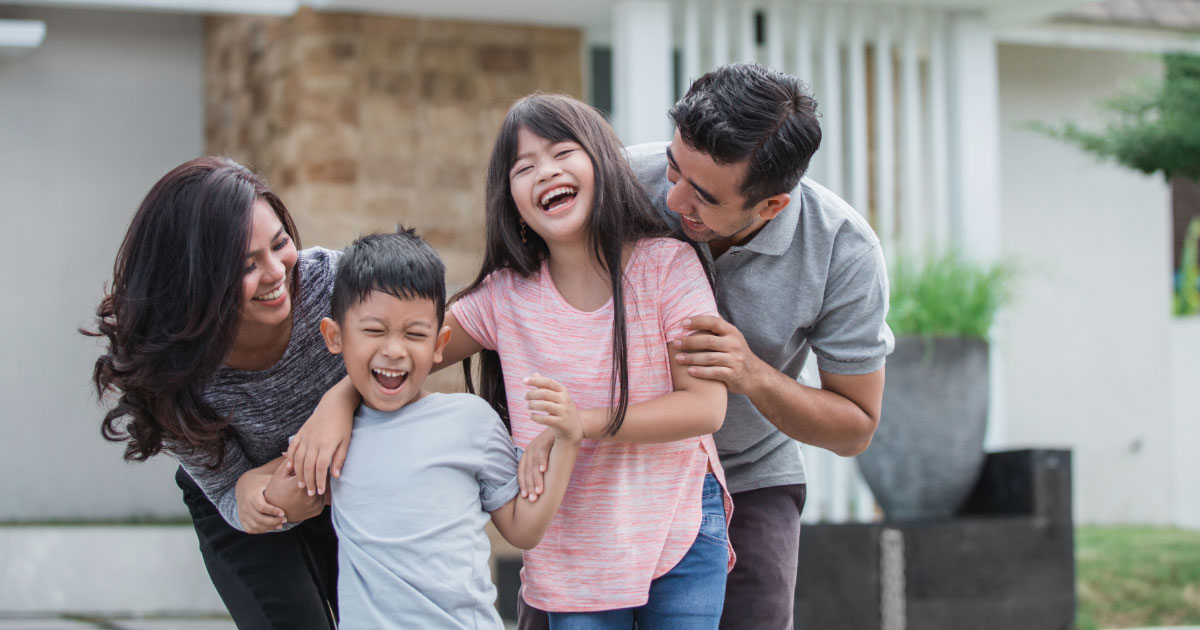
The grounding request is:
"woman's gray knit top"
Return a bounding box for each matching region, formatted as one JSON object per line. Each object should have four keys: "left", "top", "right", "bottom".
{"left": 170, "top": 247, "right": 346, "bottom": 531}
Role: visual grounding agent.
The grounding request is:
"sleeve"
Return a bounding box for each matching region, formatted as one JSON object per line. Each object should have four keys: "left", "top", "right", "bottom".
{"left": 658, "top": 242, "right": 720, "bottom": 342}
{"left": 477, "top": 410, "right": 521, "bottom": 512}
{"left": 449, "top": 273, "right": 502, "bottom": 351}
{"left": 808, "top": 243, "right": 895, "bottom": 375}
{"left": 169, "top": 438, "right": 256, "bottom": 532}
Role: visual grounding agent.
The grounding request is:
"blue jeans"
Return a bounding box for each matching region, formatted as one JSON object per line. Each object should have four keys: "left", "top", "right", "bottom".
{"left": 547, "top": 474, "right": 729, "bottom": 630}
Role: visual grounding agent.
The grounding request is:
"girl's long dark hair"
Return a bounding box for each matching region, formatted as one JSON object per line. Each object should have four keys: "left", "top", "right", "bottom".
{"left": 84, "top": 157, "right": 300, "bottom": 467}
{"left": 455, "top": 94, "right": 675, "bottom": 436}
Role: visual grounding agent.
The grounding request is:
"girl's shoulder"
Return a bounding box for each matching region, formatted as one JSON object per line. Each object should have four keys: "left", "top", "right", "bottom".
{"left": 629, "top": 237, "right": 697, "bottom": 275}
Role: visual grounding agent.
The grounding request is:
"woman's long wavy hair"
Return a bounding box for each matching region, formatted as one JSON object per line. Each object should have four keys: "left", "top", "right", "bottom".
{"left": 85, "top": 157, "right": 300, "bottom": 467}
{"left": 454, "top": 94, "right": 676, "bottom": 436}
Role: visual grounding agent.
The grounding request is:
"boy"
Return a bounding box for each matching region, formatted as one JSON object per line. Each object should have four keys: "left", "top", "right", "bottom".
{"left": 307, "top": 228, "right": 582, "bottom": 629}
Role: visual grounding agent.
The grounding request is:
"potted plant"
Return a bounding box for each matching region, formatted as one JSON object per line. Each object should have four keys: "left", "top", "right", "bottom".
{"left": 856, "top": 252, "right": 1016, "bottom": 521}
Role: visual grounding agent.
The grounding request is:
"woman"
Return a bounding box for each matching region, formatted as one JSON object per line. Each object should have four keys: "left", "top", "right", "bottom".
{"left": 87, "top": 156, "right": 356, "bottom": 629}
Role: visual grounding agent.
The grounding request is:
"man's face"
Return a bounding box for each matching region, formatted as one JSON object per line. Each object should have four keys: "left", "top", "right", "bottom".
{"left": 664, "top": 130, "right": 767, "bottom": 247}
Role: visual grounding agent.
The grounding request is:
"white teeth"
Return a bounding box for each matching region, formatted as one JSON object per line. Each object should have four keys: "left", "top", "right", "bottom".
{"left": 539, "top": 186, "right": 577, "bottom": 208}
{"left": 253, "top": 285, "right": 284, "bottom": 301}
{"left": 372, "top": 368, "right": 408, "bottom": 378}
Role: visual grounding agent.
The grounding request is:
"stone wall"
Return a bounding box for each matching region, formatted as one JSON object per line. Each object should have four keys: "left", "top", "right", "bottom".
{"left": 205, "top": 8, "right": 583, "bottom": 289}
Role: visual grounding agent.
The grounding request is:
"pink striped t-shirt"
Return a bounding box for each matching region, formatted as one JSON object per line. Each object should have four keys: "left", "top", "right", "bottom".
{"left": 451, "top": 237, "right": 734, "bottom": 612}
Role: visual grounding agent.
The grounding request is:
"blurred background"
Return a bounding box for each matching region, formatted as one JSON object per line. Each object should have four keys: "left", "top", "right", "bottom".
{"left": 1, "top": 0, "right": 1197, "bottom": 628}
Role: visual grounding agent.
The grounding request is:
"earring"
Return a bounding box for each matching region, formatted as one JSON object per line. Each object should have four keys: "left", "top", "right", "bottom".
{"left": 520, "top": 220, "right": 527, "bottom": 243}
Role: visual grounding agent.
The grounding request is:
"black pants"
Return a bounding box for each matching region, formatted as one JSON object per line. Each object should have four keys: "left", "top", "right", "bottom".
{"left": 176, "top": 467, "right": 339, "bottom": 630}
{"left": 517, "top": 483, "right": 807, "bottom": 630}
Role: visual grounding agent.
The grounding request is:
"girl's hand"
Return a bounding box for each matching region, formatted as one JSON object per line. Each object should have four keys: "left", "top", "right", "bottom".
{"left": 284, "top": 378, "right": 358, "bottom": 496}
{"left": 524, "top": 374, "right": 585, "bottom": 444}
{"left": 235, "top": 467, "right": 286, "bottom": 534}
{"left": 518, "top": 429, "right": 556, "bottom": 502}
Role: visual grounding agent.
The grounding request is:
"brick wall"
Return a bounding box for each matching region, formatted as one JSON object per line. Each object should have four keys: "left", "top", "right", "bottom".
{"left": 205, "top": 8, "right": 583, "bottom": 289}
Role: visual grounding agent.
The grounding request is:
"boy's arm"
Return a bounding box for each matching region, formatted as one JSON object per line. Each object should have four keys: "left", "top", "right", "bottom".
{"left": 284, "top": 376, "right": 359, "bottom": 496}
{"left": 489, "top": 376, "right": 582, "bottom": 549}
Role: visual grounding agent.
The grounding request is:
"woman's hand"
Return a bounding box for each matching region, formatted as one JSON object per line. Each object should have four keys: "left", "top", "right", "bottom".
{"left": 264, "top": 459, "right": 326, "bottom": 523}
{"left": 521, "top": 374, "right": 583, "bottom": 502}
{"left": 284, "top": 376, "right": 359, "bottom": 496}
{"left": 235, "top": 464, "right": 286, "bottom": 534}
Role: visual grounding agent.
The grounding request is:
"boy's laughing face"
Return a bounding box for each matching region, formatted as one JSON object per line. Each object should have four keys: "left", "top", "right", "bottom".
{"left": 321, "top": 291, "right": 450, "bottom": 412}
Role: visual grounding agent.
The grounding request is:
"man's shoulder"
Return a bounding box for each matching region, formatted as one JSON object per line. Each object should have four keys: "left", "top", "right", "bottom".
{"left": 794, "top": 178, "right": 881, "bottom": 259}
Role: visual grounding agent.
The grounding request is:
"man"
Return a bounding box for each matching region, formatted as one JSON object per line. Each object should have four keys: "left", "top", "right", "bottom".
{"left": 519, "top": 63, "right": 893, "bottom": 630}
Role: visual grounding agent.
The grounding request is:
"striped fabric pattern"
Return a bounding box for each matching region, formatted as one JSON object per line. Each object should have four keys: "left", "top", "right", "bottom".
{"left": 451, "top": 237, "right": 733, "bottom": 612}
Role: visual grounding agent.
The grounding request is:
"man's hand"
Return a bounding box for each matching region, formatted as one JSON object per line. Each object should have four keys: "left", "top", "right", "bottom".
{"left": 673, "top": 315, "right": 766, "bottom": 396}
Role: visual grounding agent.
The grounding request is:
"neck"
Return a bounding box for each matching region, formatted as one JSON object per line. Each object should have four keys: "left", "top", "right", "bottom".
{"left": 225, "top": 315, "right": 293, "bottom": 372}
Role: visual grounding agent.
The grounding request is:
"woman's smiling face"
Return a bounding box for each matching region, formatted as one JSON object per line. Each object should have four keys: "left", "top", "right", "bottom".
{"left": 507, "top": 127, "right": 596, "bottom": 248}
{"left": 240, "top": 199, "right": 298, "bottom": 330}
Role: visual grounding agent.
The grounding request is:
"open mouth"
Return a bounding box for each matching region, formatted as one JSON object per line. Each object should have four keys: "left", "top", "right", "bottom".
{"left": 252, "top": 283, "right": 286, "bottom": 303}
{"left": 372, "top": 368, "right": 408, "bottom": 392}
{"left": 680, "top": 214, "right": 706, "bottom": 231}
{"left": 539, "top": 186, "right": 578, "bottom": 213}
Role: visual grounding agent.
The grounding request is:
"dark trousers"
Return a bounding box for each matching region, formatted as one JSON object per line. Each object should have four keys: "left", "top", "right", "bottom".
{"left": 517, "top": 483, "right": 807, "bottom": 630}
{"left": 176, "top": 467, "right": 339, "bottom": 630}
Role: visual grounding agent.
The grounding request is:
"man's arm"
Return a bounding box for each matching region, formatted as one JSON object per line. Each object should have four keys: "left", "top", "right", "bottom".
{"left": 674, "top": 315, "right": 884, "bottom": 456}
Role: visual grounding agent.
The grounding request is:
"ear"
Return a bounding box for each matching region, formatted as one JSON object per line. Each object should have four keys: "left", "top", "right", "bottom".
{"left": 320, "top": 317, "right": 343, "bottom": 354}
{"left": 432, "top": 325, "right": 452, "bottom": 364}
{"left": 753, "top": 192, "right": 791, "bottom": 222}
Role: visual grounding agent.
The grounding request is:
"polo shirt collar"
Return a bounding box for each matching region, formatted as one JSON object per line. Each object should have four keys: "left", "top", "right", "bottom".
{"left": 739, "top": 183, "right": 802, "bottom": 256}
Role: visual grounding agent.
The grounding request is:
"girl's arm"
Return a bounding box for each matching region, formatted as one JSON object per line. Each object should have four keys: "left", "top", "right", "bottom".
{"left": 583, "top": 343, "right": 726, "bottom": 442}
{"left": 431, "top": 311, "right": 484, "bottom": 373}
{"left": 489, "top": 376, "right": 582, "bottom": 549}
{"left": 517, "top": 342, "right": 726, "bottom": 501}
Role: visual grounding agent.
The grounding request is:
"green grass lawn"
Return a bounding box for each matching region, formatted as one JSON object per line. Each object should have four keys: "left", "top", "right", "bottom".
{"left": 1077, "top": 526, "right": 1200, "bottom": 629}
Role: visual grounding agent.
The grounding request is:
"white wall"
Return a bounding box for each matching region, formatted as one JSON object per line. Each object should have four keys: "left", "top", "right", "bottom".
{"left": 0, "top": 6, "right": 204, "bottom": 520}
{"left": 1169, "top": 319, "right": 1200, "bottom": 529}
{"left": 998, "top": 44, "right": 1175, "bottom": 524}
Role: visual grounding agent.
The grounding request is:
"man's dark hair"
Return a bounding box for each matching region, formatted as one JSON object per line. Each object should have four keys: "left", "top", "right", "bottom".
{"left": 330, "top": 226, "right": 447, "bottom": 326}
{"left": 669, "top": 63, "right": 822, "bottom": 207}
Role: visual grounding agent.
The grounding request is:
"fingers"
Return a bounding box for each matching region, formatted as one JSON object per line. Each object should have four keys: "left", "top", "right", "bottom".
{"left": 682, "top": 315, "right": 728, "bottom": 334}
{"left": 288, "top": 438, "right": 309, "bottom": 487}
{"left": 314, "top": 447, "right": 335, "bottom": 496}
{"left": 674, "top": 351, "right": 730, "bottom": 367}
{"left": 672, "top": 331, "right": 725, "bottom": 353}
{"left": 523, "top": 374, "right": 564, "bottom": 392}
{"left": 331, "top": 441, "right": 349, "bottom": 480}
{"left": 301, "top": 443, "right": 323, "bottom": 496}
{"left": 686, "top": 365, "right": 735, "bottom": 382}
{"left": 245, "top": 493, "right": 285, "bottom": 533}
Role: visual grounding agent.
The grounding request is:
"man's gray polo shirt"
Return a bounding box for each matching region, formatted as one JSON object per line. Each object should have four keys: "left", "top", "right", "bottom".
{"left": 627, "top": 142, "right": 894, "bottom": 494}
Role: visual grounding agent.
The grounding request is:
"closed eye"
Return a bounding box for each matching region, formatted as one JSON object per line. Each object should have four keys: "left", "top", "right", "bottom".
{"left": 271, "top": 237, "right": 290, "bottom": 251}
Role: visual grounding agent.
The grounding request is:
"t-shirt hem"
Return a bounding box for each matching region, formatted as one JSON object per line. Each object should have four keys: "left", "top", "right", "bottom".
{"left": 815, "top": 355, "right": 886, "bottom": 375}
{"left": 724, "top": 471, "right": 808, "bottom": 495}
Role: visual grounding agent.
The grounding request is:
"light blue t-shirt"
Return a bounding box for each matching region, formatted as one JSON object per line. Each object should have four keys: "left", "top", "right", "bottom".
{"left": 331, "top": 392, "right": 520, "bottom": 630}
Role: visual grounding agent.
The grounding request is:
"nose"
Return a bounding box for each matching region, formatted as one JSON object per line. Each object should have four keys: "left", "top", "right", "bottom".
{"left": 383, "top": 334, "right": 408, "bottom": 359}
{"left": 536, "top": 159, "right": 562, "bottom": 183}
{"left": 665, "top": 181, "right": 688, "bottom": 216}
{"left": 262, "top": 253, "right": 287, "bottom": 284}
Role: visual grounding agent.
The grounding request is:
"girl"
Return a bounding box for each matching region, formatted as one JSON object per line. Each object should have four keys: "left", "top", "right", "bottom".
{"left": 87, "top": 157, "right": 360, "bottom": 629}
{"left": 289, "top": 94, "right": 735, "bottom": 629}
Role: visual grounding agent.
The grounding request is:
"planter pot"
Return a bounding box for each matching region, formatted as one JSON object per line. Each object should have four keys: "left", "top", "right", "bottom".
{"left": 857, "top": 336, "right": 989, "bottom": 521}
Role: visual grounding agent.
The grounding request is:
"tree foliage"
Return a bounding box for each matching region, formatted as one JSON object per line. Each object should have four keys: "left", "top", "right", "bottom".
{"left": 1030, "top": 53, "right": 1200, "bottom": 180}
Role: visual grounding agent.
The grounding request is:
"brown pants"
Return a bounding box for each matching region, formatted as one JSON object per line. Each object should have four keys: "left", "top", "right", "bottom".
{"left": 517, "top": 483, "right": 807, "bottom": 630}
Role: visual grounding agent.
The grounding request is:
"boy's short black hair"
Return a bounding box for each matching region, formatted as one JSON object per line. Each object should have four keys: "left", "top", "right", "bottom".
{"left": 669, "top": 63, "right": 822, "bottom": 208}
{"left": 330, "top": 226, "right": 446, "bottom": 326}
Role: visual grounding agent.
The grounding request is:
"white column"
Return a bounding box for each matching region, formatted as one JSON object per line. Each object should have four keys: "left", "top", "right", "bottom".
{"left": 738, "top": 0, "right": 757, "bottom": 63}
{"left": 926, "top": 9, "right": 951, "bottom": 253}
{"left": 846, "top": 7, "right": 869, "bottom": 216}
{"left": 946, "top": 13, "right": 1004, "bottom": 447}
{"left": 793, "top": 2, "right": 814, "bottom": 82}
{"left": 681, "top": 0, "right": 702, "bottom": 96}
{"left": 712, "top": 0, "right": 731, "bottom": 68}
{"left": 766, "top": 0, "right": 786, "bottom": 71}
{"left": 899, "top": 10, "right": 925, "bottom": 257}
{"left": 820, "top": 4, "right": 843, "bottom": 195}
{"left": 612, "top": 0, "right": 674, "bottom": 145}
{"left": 873, "top": 17, "right": 896, "bottom": 254}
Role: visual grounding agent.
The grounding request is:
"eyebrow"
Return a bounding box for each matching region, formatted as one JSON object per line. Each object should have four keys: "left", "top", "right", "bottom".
{"left": 245, "top": 226, "right": 287, "bottom": 259}
{"left": 666, "top": 146, "right": 720, "bottom": 206}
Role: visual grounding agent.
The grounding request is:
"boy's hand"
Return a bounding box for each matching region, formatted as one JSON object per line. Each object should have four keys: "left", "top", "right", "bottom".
{"left": 264, "top": 460, "right": 325, "bottom": 523}
{"left": 518, "top": 429, "right": 555, "bottom": 502}
{"left": 524, "top": 374, "right": 584, "bottom": 444}
{"left": 284, "top": 392, "right": 355, "bottom": 497}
